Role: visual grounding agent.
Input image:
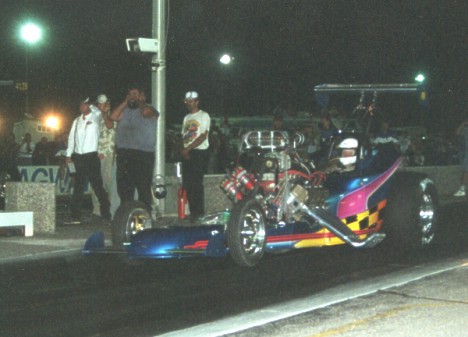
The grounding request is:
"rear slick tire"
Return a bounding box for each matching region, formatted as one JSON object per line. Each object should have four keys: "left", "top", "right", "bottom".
{"left": 384, "top": 173, "right": 439, "bottom": 250}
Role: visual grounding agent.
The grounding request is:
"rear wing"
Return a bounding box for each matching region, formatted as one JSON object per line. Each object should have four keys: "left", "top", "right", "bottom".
{"left": 314, "top": 83, "right": 423, "bottom": 94}
{"left": 314, "top": 83, "right": 427, "bottom": 109}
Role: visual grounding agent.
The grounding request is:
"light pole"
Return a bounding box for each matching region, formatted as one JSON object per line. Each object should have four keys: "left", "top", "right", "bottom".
{"left": 20, "top": 22, "right": 42, "bottom": 117}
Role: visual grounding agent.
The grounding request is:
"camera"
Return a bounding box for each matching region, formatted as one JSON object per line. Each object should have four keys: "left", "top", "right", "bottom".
{"left": 126, "top": 38, "right": 159, "bottom": 53}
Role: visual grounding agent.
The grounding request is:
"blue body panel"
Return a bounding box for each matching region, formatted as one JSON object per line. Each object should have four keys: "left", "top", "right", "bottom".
{"left": 127, "top": 225, "right": 227, "bottom": 258}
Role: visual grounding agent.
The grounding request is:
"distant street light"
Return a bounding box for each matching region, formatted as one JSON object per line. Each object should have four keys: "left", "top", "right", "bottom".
{"left": 20, "top": 23, "right": 42, "bottom": 44}
{"left": 19, "top": 22, "right": 43, "bottom": 117}
{"left": 415, "top": 73, "right": 425, "bottom": 83}
{"left": 220, "top": 54, "right": 233, "bottom": 65}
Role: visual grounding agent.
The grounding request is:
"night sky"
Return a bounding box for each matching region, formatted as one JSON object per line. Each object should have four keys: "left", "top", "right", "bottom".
{"left": 0, "top": 0, "right": 466, "bottom": 133}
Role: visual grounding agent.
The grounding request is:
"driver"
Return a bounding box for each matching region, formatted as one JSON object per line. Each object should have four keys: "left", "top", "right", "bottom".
{"left": 325, "top": 137, "right": 358, "bottom": 173}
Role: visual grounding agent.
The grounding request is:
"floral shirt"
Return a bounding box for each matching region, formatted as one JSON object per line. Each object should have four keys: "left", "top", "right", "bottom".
{"left": 98, "top": 116, "right": 116, "bottom": 156}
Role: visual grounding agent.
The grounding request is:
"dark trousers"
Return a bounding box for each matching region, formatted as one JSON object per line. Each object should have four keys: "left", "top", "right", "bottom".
{"left": 116, "top": 148, "right": 155, "bottom": 209}
{"left": 71, "top": 152, "right": 110, "bottom": 219}
{"left": 182, "top": 149, "right": 209, "bottom": 217}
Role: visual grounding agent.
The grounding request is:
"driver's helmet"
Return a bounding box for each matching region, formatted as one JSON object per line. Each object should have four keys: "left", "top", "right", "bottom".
{"left": 336, "top": 137, "right": 358, "bottom": 166}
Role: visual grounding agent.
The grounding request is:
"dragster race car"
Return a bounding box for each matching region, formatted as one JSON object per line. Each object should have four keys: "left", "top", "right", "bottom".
{"left": 83, "top": 83, "right": 438, "bottom": 267}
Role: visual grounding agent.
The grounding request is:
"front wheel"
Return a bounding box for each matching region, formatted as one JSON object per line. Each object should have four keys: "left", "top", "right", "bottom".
{"left": 112, "top": 201, "right": 153, "bottom": 248}
{"left": 227, "top": 197, "right": 267, "bottom": 267}
{"left": 384, "top": 173, "right": 439, "bottom": 250}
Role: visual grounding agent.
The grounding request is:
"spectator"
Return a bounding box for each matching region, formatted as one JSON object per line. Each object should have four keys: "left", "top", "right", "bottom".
{"left": 111, "top": 85, "right": 159, "bottom": 210}
{"left": 409, "top": 133, "right": 425, "bottom": 166}
{"left": 0, "top": 132, "right": 21, "bottom": 181}
{"left": 66, "top": 96, "right": 111, "bottom": 223}
{"left": 368, "top": 120, "right": 401, "bottom": 171}
{"left": 89, "top": 94, "right": 120, "bottom": 219}
{"left": 48, "top": 132, "right": 67, "bottom": 163}
{"left": 372, "top": 121, "right": 399, "bottom": 150}
{"left": 181, "top": 91, "right": 211, "bottom": 222}
{"left": 272, "top": 115, "right": 284, "bottom": 131}
{"left": 48, "top": 133, "right": 68, "bottom": 184}
{"left": 453, "top": 120, "right": 468, "bottom": 197}
{"left": 17, "top": 133, "right": 34, "bottom": 165}
{"left": 220, "top": 115, "right": 231, "bottom": 138}
{"left": 312, "top": 115, "right": 338, "bottom": 165}
{"left": 32, "top": 136, "right": 49, "bottom": 165}
{"left": 319, "top": 115, "right": 338, "bottom": 144}
{"left": 303, "top": 126, "right": 319, "bottom": 160}
{"left": 399, "top": 131, "right": 412, "bottom": 163}
{"left": 97, "top": 94, "right": 119, "bottom": 215}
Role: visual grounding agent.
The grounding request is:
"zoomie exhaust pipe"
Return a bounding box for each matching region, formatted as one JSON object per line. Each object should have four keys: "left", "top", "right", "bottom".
{"left": 303, "top": 207, "right": 385, "bottom": 248}
{"left": 287, "top": 183, "right": 385, "bottom": 248}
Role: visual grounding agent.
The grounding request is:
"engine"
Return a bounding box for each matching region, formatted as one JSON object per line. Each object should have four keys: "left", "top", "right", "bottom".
{"left": 220, "top": 129, "right": 328, "bottom": 224}
{"left": 220, "top": 161, "right": 328, "bottom": 223}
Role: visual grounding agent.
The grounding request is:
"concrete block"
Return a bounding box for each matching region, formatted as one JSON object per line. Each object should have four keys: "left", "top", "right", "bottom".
{"left": 0, "top": 211, "right": 33, "bottom": 236}
{"left": 204, "top": 174, "right": 231, "bottom": 214}
{"left": 5, "top": 182, "right": 56, "bottom": 234}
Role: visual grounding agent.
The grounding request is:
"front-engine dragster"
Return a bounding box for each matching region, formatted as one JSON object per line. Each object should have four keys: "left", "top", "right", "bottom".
{"left": 84, "top": 83, "right": 438, "bottom": 267}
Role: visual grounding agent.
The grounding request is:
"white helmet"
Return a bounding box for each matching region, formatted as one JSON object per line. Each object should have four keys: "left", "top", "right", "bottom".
{"left": 337, "top": 138, "right": 358, "bottom": 166}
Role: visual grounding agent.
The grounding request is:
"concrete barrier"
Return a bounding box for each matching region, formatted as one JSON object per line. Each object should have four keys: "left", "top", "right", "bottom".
{"left": 6, "top": 165, "right": 461, "bottom": 221}
{"left": 5, "top": 182, "right": 56, "bottom": 234}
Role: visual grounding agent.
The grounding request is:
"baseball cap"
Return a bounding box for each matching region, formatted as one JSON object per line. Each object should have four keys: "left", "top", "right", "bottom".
{"left": 184, "top": 91, "right": 199, "bottom": 100}
{"left": 97, "top": 94, "right": 109, "bottom": 104}
{"left": 81, "top": 96, "right": 95, "bottom": 105}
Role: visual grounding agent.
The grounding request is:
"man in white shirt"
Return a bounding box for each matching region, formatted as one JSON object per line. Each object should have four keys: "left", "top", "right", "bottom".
{"left": 181, "top": 91, "right": 210, "bottom": 222}
{"left": 66, "top": 96, "right": 111, "bottom": 223}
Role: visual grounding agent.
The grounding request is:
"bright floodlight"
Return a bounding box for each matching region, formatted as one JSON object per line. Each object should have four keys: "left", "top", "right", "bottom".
{"left": 220, "top": 54, "right": 232, "bottom": 65}
{"left": 21, "top": 23, "right": 42, "bottom": 44}
{"left": 45, "top": 115, "right": 59, "bottom": 129}
{"left": 415, "top": 74, "right": 425, "bottom": 83}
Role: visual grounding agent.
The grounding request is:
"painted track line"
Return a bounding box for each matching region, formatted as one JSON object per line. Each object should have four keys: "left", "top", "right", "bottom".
{"left": 157, "top": 254, "right": 467, "bottom": 337}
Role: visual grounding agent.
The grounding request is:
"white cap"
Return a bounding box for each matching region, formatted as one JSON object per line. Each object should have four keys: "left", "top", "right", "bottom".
{"left": 184, "top": 91, "right": 199, "bottom": 100}
{"left": 97, "top": 94, "right": 109, "bottom": 104}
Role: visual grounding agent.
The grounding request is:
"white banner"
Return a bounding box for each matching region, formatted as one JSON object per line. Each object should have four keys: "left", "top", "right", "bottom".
{"left": 19, "top": 166, "right": 90, "bottom": 196}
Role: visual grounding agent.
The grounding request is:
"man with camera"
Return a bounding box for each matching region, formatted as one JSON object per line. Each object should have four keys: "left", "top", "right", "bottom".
{"left": 111, "top": 85, "right": 159, "bottom": 210}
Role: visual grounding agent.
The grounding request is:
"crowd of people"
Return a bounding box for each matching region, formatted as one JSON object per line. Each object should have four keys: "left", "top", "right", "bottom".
{"left": 189, "top": 113, "right": 465, "bottom": 174}
{"left": 1, "top": 86, "right": 215, "bottom": 223}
